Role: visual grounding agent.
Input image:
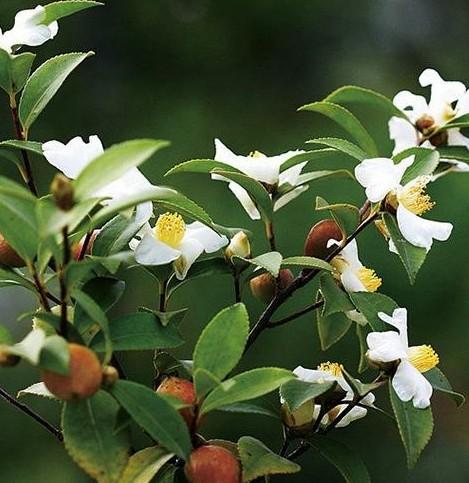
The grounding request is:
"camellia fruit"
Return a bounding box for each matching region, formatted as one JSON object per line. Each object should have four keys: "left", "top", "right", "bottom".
{"left": 250, "top": 269, "right": 294, "bottom": 303}
{"left": 0, "top": 233, "right": 25, "bottom": 267}
{"left": 156, "top": 376, "right": 196, "bottom": 427}
{"left": 41, "top": 343, "right": 102, "bottom": 400}
{"left": 185, "top": 445, "right": 241, "bottom": 483}
{"left": 304, "top": 219, "right": 343, "bottom": 260}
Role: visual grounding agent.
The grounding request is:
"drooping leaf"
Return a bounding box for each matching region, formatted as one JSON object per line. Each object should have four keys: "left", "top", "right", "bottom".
{"left": 19, "top": 52, "right": 94, "bottom": 133}
{"left": 239, "top": 252, "right": 282, "bottom": 277}
{"left": 349, "top": 291, "right": 399, "bottom": 331}
{"left": 280, "top": 379, "right": 336, "bottom": 412}
{"left": 109, "top": 380, "right": 192, "bottom": 459}
{"left": 383, "top": 213, "right": 427, "bottom": 284}
{"left": 43, "top": 1, "right": 103, "bottom": 24}
{"left": 281, "top": 256, "right": 333, "bottom": 272}
{"left": 238, "top": 436, "right": 300, "bottom": 482}
{"left": 315, "top": 196, "right": 360, "bottom": 237}
{"left": 424, "top": 367, "right": 465, "bottom": 407}
{"left": 0, "top": 50, "right": 36, "bottom": 95}
{"left": 200, "top": 368, "right": 293, "bottom": 415}
{"left": 389, "top": 383, "right": 433, "bottom": 468}
{"left": 307, "top": 137, "right": 368, "bottom": 161}
{"left": 119, "top": 446, "right": 174, "bottom": 483}
{"left": 62, "top": 391, "right": 130, "bottom": 483}
{"left": 307, "top": 435, "right": 371, "bottom": 483}
{"left": 298, "top": 101, "right": 378, "bottom": 156}
{"left": 319, "top": 272, "right": 354, "bottom": 316}
{"left": 317, "top": 310, "right": 352, "bottom": 350}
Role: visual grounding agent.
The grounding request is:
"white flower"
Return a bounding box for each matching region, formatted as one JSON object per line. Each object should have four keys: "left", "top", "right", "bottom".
{"left": 225, "top": 231, "right": 251, "bottom": 259}
{"left": 43, "top": 135, "right": 154, "bottom": 223}
{"left": 131, "top": 212, "right": 228, "bottom": 280}
{"left": 328, "top": 239, "right": 382, "bottom": 293}
{"left": 355, "top": 156, "right": 453, "bottom": 251}
{"left": 389, "top": 68, "right": 469, "bottom": 154}
{"left": 366, "top": 308, "right": 438, "bottom": 409}
{"left": 213, "top": 139, "right": 306, "bottom": 220}
{"left": 292, "top": 363, "right": 375, "bottom": 428}
{"left": 0, "top": 5, "right": 58, "bottom": 53}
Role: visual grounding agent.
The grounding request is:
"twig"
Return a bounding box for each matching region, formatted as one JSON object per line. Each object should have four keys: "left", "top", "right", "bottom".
{"left": 268, "top": 300, "right": 324, "bottom": 328}
{"left": 30, "top": 263, "right": 51, "bottom": 312}
{"left": 0, "top": 385, "right": 63, "bottom": 442}
{"left": 265, "top": 220, "right": 277, "bottom": 251}
{"left": 78, "top": 231, "right": 93, "bottom": 261}
{"left": 59, "top": 227, "right": 71, "bottom": 338}
{"left": 233, "top": 270, "right": 241, "bottom": 303}
{"left": 287, "top": 440, "right": 309, "bottom": 461}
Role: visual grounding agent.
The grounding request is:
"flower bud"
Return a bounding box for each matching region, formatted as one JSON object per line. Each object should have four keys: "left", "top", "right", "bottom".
{"left": 429, "top": 130, "right": 449, "bottom": 147}
{"left": 185, "top": 445, "right": 241, "bottom": 483}
{"left": 250, "top": 269, "right": 294, "bottom": 304}
{"left": 415, "top": 115, "right": 435, "bottom": 135}
{"left": 0, "top": 233, "right": 25, "bottom": 267}
{"left": 281, "top": 401, "right": 315, "bottom": 435}
{"left": 156, "top": 376, "right": 196, "bottom": 428}
{"left": 366, "top": 352, "right": 398, "bottom": 375}
{"left": 225, "top": 231, "right": 251, "bottom": 260}
{"left": 101, "top": 365, "right": 119, "bottom": 388}
{"left": 50, "top": 173, "right": 75, "bottom": 211}
{"left": 0, "top": 348, "right": 20, "bottom": 368}
{"left": 304, "top": 219, "right": 343, "bottom": 259}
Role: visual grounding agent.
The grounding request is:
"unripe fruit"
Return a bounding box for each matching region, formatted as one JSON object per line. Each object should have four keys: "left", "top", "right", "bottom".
{"left": 304, "top": 219, "right": 343, "bottom": 260}
{"left": 0, "top": 233, "right": 25, "bottom": 267}
{"left": 185, "top": 445, "right": 241, "bottom": 483}
{"left": 156, "top": 376, "right": 196, "bottom": 427}
{"left": 250, "top": 269, "right": 294, "bottom": 304}
{"left": 41, "top": 343, "right": 102, "bottom": 400}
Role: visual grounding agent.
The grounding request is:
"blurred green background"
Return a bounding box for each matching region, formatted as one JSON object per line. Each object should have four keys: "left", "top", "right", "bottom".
{"left": 0, "top": 0, "right": 468, "bottom": 481}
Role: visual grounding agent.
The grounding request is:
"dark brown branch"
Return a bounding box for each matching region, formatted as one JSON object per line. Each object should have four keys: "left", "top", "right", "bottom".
{"left": 268, "top": 300, "right": 324, "bottom": 328}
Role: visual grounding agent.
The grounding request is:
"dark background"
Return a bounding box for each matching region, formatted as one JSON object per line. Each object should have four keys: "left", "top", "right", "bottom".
{"left": 0, "top": 1, "right": 468, "bottom": 481}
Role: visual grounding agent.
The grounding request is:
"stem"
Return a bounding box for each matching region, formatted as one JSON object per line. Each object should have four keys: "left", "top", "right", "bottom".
{"left": 287, "top": 440, "right": 309, "bottom": 461}
{"left": 59, "top": 227, "right": 71, "bottom": 338}
{"left": 265, "top": 220, "right": 277, "bottom": 251}
{"left": 245, "top": 211, "right": 378, "bottom": 352}
{"left": 30, "top": 263, "right": 51, "bottom": 312}
{"left": 0, "top": 385, "right": 63, "bottom": 442}
{"left": 159, "top": 278, "right": 168, "bottom": 312}
{"left": 9, "top": 95, "right": 38, "bottom": 196}
{"left": 268, "top": 300, "right": 324, "bottom": 328}
{"left": 233, "top": 270, "right": 241, "bottom": 303}
{"left": 78, "top": 231, "right": 93, "bottom": 261}
{"left": 279, "top": 430, "right": 290, "bottom": 457}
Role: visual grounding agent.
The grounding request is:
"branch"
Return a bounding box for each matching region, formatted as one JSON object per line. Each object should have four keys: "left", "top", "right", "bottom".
{"left": 0, "top": 385, "right": 63, "bottom": 442}
{"left": 268, "top": 300, "right": 324, "bottom": 328}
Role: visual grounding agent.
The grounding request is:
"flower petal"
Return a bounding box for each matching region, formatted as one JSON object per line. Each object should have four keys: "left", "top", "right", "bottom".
{"left": 392, "top": 360, "right": 433, "bottom": 409}
{"left": 366, "top": 330, "right": 408, "bottom": 362}
{"left": 293, "top": 366, "right": 335, "bottom": 384}
{"left": 273, "top": 185, "right": 308, "bottom": 211}
{"left": 420, "top": 68, "right": 466, "bottom": 105}
{"left": 134, "top": 234, "right": 180, "bottom": 266}
{"left": 278, "top": 161, "right": 307, "bottom": 187}
{"left": 447, "top": 128, "right": 469, "bottom": 148}
{"left": 184, "top": 222, "right": 228, "bottom": 253}
{"left": 393, "top": 90, "right": 428, "bottom": 122}
{"left": 228, "top": 182, "right": 261, "bottom": 220}
{"left": 335, "top": 405, "right": 368, "bottom": 428}
{"left": 173, "top": 238, "right": 205, "bottom": 280}
{"left": 389, "top": 117, "right": 419, "bottom": 155}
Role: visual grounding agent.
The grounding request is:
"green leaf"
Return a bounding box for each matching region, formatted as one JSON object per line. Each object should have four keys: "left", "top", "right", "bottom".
{"left": 307, "top": 435, "right": 371, "bottom": 483}
{"left": 320, "top": 272, "right": 354, "bottom": 316}
{"left": 119, "top": 446, "right": 174, "bottom": 483}
{"left": 0, "top": 140, "right": 43, "bottom": 156}
{"left": 62, "top": 391, "right": 130, "bottom": 483}
{"left": 0, "top": 50, "right": 36, "bottom": 95}
{"left": 0, "top": 324, "right": 13, "bottom": 345}
{"left": 193, "top": 304, "right": 249, "bottom": 396}
{"left": 279, "top": 148, "right": 339, "bottom": 173}
{"left": 19, "top": 52, "right": 94, "bottom": 133}
{"left": 0, "top": 266, "right": 36, "bottom": 292}
{"left": 280, "top": 379, "right": 336, "bottom": 412}
{"left": 383, "top": 213, "right": 426, "bottom": 284}
{"left": 325, "top": 85, "right": 405, "bottom": 119}
{"left": 281, "top": 256, "right": 333, "bottom": 271}
{"left": 424, "top": 367, "right": 465, "bottom": 407}
{"left": 74, "top": 139, "right": 168, "bottom": 200}
{"left": 0, "top": 176, "right": 38, "bottom": 260}
{"left": 298, "top": 101, "right": 378, "bottom": 156}
{"left": 43, "top": 1, "right": 103, "bottom": 24}
{"left": 17, "top": 382, "right": 55, "bottom": 399}
{"left": 317, "top": 310, "right": 352, "bottom": 350}
{"left": 217, "top": 397, "right": 280, "bottom": 419}
{"left": 307, "top": 137, "right": 368, "bottom": 161}
{"left": 394, "top": 147, "right": 440, "bottom": 185}
{"left": 293, "top": 169, "right": 353, "bottom": 188}
{"left": 200, "top": 367, "right": 293, "bottom": 415}
{"left": 349, "top": 292, "right": 399, "bottom": 331}
{"left": 437, "top": 146, "right": 469, "bottom": 163}
{"left": 39, "top": 335, "right": 70, "bottom": 375}
{"left": 192, "top": 368, "right": 221, "bottom": 400}
{"left": 110, "top": 380, "right": 192, "bottom": 459}
{"left": 240, "top": 252, "right": 282, "bottom": 277}
{"left": 315, "top": 196, "right": 360, "bottom": 237}
{"left": 238, "top": 436, "right": 300, "bottom": 482}
{"left": 91, "top": 313, "right": 184, "bottom": 352}
{"left": 356, "top": 325, "right": 368, "bottom": 373}
{"left": 441, "top": 113, "right": 469, "bottom": 129}
{"left": 165, "top": 158, "right": 244, "bottom": 177}
{"left": 389, "top": 383, "right": 433, "bottom": 468}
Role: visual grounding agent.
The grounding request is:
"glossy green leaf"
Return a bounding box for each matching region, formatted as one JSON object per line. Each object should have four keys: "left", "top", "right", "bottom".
{"left": 38, "top": 335, "right": 70, "bottom": 375}
{"left": 110, "top": 380, "right": 192, "bottom": 459}
{"left": 307, "top": 137, "right": 368, "bottom": 161}
{"left": 280, "top": 378, "right": 336, "bottom": 412}
{"left": 383, "top": 213, "right": 426, "bottom": 284}
{"left": 317, "top": 310, "right": 352, "bottom": 350}
{"left": 294, "top": 169, "right": 353, "bottom": 187}
{"left": 238, "top": 436, "right": 300, "bottom": 482}
{"left": 240, "top": 251, "right": 282, "bottom": 277}
{"left": 91, "top": 313, "right": 184, "bottom": 352}
{"left": 316, "top": 196, "right": 360, "bottom": 237}
{"left": 192, "top": 368, "right": 221, "bottom": 400}
{"left": 441, "top": 113, "right": 469, "bottom": 129}
{"left": 0, "top": 266, "right": 36, "bottom": 292}
{"left": 389, "top": 383, "right": 433, "bottom": 468}
{"left": 307, "top": 435, "right": 371, "bottom": 483}
{"left": 356, "top": 325, "right": 368, "bottom": 373}
{"left": 165, "top": 158, "right": 243, "bottom": 177}
{"left": 0, "top": 50, "right": 36, "bottom": 95}
{"left": 193, "top": 304, "right": 249, "bottom": 395}
{"left": 119, "top": 446, "right": 174, "bottom": 483}
{"left": 43, "top": 1, "right": 103, "bottom": 24}
{"left": 298, "top": 101, "right": 378, "bottom": 156}
{"left": 394, "top": 147, "right": 440, "bottom": 185}
{"left": 201, "top": 367, "right": 293, "bottom": 415}
{"left": 279, "top": 148, "right": 339, "bottom": 173}
{"left": 320, "top": 272, "right": 354, "bottom": 316}
{"left": 0, "top": 140, "right": 43, "bottom": 156}
{"left": 19, "top": 52, "right": 94, "bottom": 133}
{"left": 424, "top": 367, "right": 465, "bottom": 407}
{"left": 282, "top": 256, "right": 333, "bottom": 271}
{"left": 62, "top": 391, "right": 130, "bottom": 483}
{"left": 437, "top": 146, "right": 469, "bottom": 163}
{"left": 217, "top": 397, "right": 280, "bottom": 419}
{"left": 349, "top": 291, "right": 399, "bottom": 331}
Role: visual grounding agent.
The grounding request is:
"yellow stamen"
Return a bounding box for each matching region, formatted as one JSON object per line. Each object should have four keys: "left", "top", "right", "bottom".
{"left": 154, "top": 212, "right": 185, "bottom": 248}
{"left": 317, "top": 361, "right": 343, "bottom": 377}
{"left": 408, "top": 345, "right": 439, "bottom": 373}
{"left": 249, "top": 150, "right": 266, "bottom": 158}
{"left": 398, "top": 177, "right": 434, "bottom": 215}
{"left": 357, "top": 267, "right": 382, "bottom": 292}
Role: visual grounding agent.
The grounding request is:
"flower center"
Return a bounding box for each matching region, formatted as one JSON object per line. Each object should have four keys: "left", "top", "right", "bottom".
{"left": 248, "top": 150, "right": 266, "bottom": 158}
{"left": 397, "top": 177, "right": 434, "bottom": 215}
{"left": 357, "top": 267, "right": 382, "bottom": 292}
{"left": 408, "top": 345, "right": 439, "bottom": 373}
{"left": 317, "top": 361, "right": 343, "bottom": 377}
{"left": 154, "top": 212, "right": 185, "bottom": 248}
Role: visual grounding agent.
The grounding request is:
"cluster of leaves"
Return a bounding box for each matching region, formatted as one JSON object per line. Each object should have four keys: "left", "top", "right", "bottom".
{"left": 0, "top": 2, "right": 466, "bottom": 483}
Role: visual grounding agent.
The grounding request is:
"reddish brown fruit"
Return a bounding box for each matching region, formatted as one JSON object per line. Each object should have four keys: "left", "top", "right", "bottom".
{"left": 156, "top": 376, "right": 196, "bottom": 427}
{"left": 41, "top": 343, "right": 102, "bottom": 400}
{"left": 185, "top": 445, "right": 241, "bottom": 483}
{"left": 250, "top": 269, "right": 294, "bottom": 304}
{"left": 71, "top": 231, "right": 99, "bottom": 261}
{"left": 0, "top": 233, "right": 25, "bottom": 267}
{"left": 304, "top": 219, "right": 343, "bottom": 259}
